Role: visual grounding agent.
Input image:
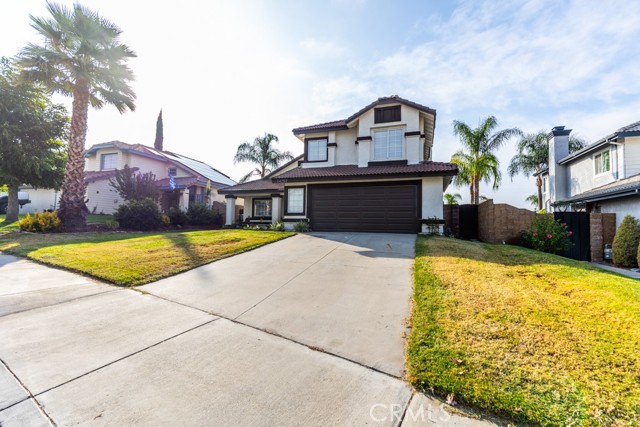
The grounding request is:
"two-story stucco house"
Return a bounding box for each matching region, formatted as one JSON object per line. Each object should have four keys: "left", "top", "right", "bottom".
{"left": 541, "top": 121, "right": 640, "bottom": 227}
{"left": 219, "top": 96, "right": 458, "bottom": 233}
{"left": 84, "top": 141, "right": 236, "bottom": 214}
{"left": 23, "top": 141, "right": 237, "bottom": 215}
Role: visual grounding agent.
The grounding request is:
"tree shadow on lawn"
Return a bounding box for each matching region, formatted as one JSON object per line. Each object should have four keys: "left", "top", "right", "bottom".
{"left": 0, "top": 230, "right": 219, "bottom": 263}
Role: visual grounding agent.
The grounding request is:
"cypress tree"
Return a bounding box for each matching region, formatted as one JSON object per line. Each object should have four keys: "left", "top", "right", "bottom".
{"left": 154, "top": 109, "right": 163, "bottom": 151}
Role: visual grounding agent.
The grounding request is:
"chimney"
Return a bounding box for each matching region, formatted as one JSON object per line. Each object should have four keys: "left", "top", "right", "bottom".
{"left": 154, "top": 109, "right": 164, "bottom": 151}
{"left": 548, "top": 126, "right": 571, "bottom": 209}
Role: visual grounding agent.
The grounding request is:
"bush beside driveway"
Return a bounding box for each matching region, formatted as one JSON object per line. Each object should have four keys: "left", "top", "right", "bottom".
{"left": 408, "top": 236, "right": 640, "bottom": 427}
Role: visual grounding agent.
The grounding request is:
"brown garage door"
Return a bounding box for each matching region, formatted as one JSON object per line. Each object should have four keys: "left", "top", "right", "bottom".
{"left": 308, "top": 182, "right": 421, "bottom": 233}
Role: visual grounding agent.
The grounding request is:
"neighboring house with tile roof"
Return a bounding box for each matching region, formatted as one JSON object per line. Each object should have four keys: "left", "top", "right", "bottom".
{"left": 83, "top": 141, "right": 236, "bottom": 214}
{"left": 21, "top": 142, "right": 237, "bottom": 216}
{"left": 541, "top": 121, "right": 640, "bottom": 227}
{"left": 219, "top": 96, "right": 457, "bottom": 233}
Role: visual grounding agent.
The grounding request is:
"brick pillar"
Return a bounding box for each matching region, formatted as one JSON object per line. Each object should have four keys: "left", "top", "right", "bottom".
{"left": 590, "top": 213, "right": 604, "bottom": 263}
{"left": 602, "top": 214, "right": 616, "bottom": 246}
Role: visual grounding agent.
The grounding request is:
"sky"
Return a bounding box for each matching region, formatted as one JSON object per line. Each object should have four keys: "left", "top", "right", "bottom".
{"left": 2, "top": 0, "right": 640, "bottom": 208}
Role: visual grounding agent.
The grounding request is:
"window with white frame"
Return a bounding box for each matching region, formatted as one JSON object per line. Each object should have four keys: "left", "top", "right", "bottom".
{"left": 542, "top": 176, "right": 548, "bottom": 193}
{"left": 307, "top": 138, "right": 328, "bottom": 162}
{"left": 373, "top": 128, "right": 403, "bottom": 160}
{"left": 286, "top": 187, "right": 304, "bottom": 214}
{"left": 253, "top": 199, "right": 272, "bottom": 217}
{"left": 100, "top": 153, "right": 117, "bottom": 170}
{"left": 595, "top": 150, "right": 611, "bottom": 175}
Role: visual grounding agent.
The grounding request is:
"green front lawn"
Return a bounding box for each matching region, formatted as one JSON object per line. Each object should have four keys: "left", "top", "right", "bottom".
{"left": 0, "top": 214, "right": 21, "bottom": 231}
{"left": 0, "top": 229, "right": 293, "bottom": 286}
{"left": 408, "top": 236, "right": 640, "bottom": 427}
{"left": 0, "top": 213, "right": 113, "bottom": 231}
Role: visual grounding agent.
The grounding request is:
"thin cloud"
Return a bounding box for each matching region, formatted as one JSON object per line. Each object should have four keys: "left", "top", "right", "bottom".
{"left": 300, "top": 38, "right": 347, "bottom": 56}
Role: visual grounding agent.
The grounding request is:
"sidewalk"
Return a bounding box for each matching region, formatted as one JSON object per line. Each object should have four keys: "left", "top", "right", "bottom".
{"left": 588, "top": 262, "right": 640, "bottom": 279}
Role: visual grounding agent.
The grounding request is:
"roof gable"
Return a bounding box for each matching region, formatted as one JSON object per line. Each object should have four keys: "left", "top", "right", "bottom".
{"left": 559, "top": 119, "right": 640, "bottom": 164}
{"left": 292, "top": 95, "right": 436, "bottom": 136}
{"left": 84, "top": 141, "right": 236, "bottom": 186}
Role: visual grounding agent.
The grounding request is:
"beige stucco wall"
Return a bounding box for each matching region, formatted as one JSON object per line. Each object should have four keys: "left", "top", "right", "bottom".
{"left": 421, "top": 176, "right": 444, "bottom": 219}
{"left": 356, "top": 104, "right": 420, "bottom": 136}
{"left": 297, "top": 104, "right": 433, "bottom": 168}
{"left": 86, "top": 149, "right": 191, "bottom": 181}
{"left": 335, "top": 128, "right": 358, "bottom": 165}
{"left": 85, "top": 148, "right": 124, "bottom": 170}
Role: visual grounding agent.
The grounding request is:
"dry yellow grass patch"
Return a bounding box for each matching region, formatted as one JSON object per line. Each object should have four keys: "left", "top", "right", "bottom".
{"left": 407, "top": 236, "right": 640, "bottom": 427}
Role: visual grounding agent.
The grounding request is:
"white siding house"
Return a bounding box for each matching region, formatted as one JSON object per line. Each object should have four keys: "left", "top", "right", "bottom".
{"left": 542, "top": 121, "right": 640, "bottom": 227}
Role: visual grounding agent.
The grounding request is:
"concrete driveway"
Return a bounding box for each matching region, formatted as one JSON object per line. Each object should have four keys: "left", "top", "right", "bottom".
{"left": 0, "top": 232, "right": 497, "bottom": 426}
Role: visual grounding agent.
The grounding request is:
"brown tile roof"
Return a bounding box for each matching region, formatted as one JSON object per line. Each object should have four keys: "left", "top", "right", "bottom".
{"left": 156, "top": 176, "right": 223, "bottom": 190}
{"left": 291, "top": 120, "right": 348, "bottom": 134}
{"left": 272, "top": 162, "right": 457, "bottom": 182}
{"left": 292, "top": 96, "right": 437, "bottom": 135}
{"left": 218, "top": 178, "right": 284, "bottom": 194}
{"left": 84, "top": 168, "right": 139, "bottom": 182}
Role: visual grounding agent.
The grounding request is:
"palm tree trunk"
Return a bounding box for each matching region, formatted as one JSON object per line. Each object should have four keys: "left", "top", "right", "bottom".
{"left": 5, "top": 183, "right": 20, "bottom": 223}
{"left": 58, "top": 83, "right": 90, "bottom": 229}
{"left": 469, "top": 184, "right": 475, "bottom": 206}
{"left": 473, "top": 177, "right": 481, "bottom": 204}
{"left": 536, "top": 174, "right": 543, "bottom": 211}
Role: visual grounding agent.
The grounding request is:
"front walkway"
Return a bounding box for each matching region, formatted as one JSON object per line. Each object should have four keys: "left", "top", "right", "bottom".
{"left": 0, "top": 233, "right": 500, "bottom": 426}
{"left": 588, "top": 261, "right": 640, "bottom": 278}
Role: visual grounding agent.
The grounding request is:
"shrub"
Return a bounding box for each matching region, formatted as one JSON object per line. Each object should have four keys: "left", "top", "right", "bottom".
{"left": 518, "top": 229, "right": 533, "bottom": 248}
{"left": 269, "top": 222, "right": 285, "bottom": 232}
{"left": 293, "top": 220, "right": 310, "bottom": 232}
{"left": 104, "top": 220, "right": 119, "bottom": 231}
{"left": 186, "top": 203, "right": 222, "bottom": 227}
{"left": 18, "top": 211, "right": 61, "bottom": 232}
{"left": 521, "top": 214, "right": 572, "bottom": 254}
{"left": 423, "top": 216, "right": 441, "bottom": 235}
{"left": 612, "top": 214, "right": 640, "bottom": 267}
{"left": 167, "top": 207, "right": 188, "bottom": 226}
{"left": 114, "top": 198, "right": 163, "bottom": 231}
{"left": 109, "top": 164, "right": 159, "bottom": 202}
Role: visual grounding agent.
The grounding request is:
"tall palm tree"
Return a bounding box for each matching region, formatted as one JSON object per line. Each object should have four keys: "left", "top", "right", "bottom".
{"left": 450, "top": 116, "right": 522, "bottom": 204}
{"left": 508, "top": 130, "right": 587, "bottom": 211}
{"left": 234, "top": 133, "right": 293, "bottom": 183}
{"left": 17, "top": 2, "right": 136, "bottom": 229}
{"left": 443, "top": 193, "right": 462, "bottom": 205}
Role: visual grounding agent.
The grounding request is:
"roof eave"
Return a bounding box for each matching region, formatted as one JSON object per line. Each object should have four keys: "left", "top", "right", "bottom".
{"left": 559, "top": 187, "right": 640, "bottom": 204}
{"left": 272, "top": 170, "right": 457, "bottom": 183}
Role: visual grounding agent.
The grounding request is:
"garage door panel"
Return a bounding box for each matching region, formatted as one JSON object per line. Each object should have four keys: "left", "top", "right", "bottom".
{"left": 308, "top": 183, "right": 420, "bottom": 233}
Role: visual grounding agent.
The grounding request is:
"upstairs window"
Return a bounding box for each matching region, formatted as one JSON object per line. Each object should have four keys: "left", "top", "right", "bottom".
{"left": 306, "top": 138, "right": 328, "bottom": 162}
{"left": 168, "top": 167, "right": 177, "bottom": 176}
{"left": 374, "top": 105, "right": 401, "bottom": 124}
{"left": 595, "top": 150, "right": 611, "bottom": 175}
{"left": 373, "top": 128, "right": 404, "bottom": 160}
{"left": 100, "top": 153, "right": 117, "bottom": 170}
